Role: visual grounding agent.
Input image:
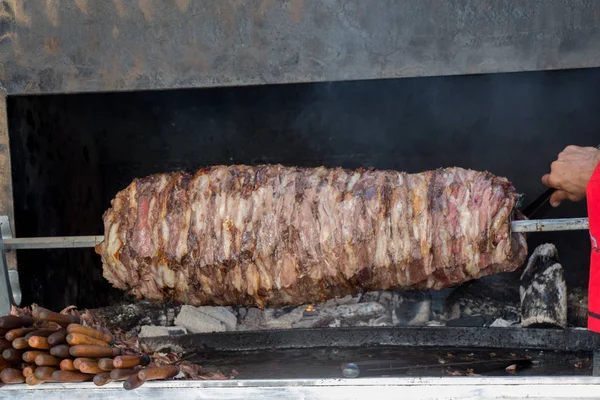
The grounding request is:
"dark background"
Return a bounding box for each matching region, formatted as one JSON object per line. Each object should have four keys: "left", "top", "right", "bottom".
{"left": 7, "top": 67, "right": 599, "bottom": 310}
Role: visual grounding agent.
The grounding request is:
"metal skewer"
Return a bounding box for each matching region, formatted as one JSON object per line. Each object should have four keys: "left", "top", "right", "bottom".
{"left": 0, "top": 218, "right": 590, "bottom": 251}
{"left": 3, "top": 235, "right": 104, "bottom": 250}
{"left": 510, "top": 217, "right": 589, "bottom": 233}
{"left": 0, "top": 215, "right": 590, "bottom": 316}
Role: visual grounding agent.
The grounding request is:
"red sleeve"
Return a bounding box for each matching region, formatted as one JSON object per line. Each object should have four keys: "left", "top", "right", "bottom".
{"left": 586, "top": 163, "right": 600, "bottom": 332}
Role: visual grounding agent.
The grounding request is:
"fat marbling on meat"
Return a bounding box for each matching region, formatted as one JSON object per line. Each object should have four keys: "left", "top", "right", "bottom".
{"left": 95, "top": 165, "right": 528, "bottom": 307}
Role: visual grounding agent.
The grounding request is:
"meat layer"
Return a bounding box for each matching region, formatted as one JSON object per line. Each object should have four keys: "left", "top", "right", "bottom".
{"left": 96, "top": 165, "right": 528, "bottom": 307}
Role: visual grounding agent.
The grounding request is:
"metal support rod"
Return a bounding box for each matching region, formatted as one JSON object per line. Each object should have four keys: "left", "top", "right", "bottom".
{"left": 510, "top": 218, "right": 589, "bottom": 233}
{"left": 0, "top": 218, "right": 591, "bottom": 252}
{"left": 3, "top": 235, "right": 104, "bottom": 250}
{"left": 593, "top": 352, "right": 600, "bottom": 376}
{"left": 0, "top": 235, "right": 14, "bottom": 316}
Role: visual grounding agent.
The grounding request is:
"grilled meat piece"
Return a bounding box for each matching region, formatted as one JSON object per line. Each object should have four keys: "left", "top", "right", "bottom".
{"left": 96, "top": 165, "right": 527, "bottom": 307}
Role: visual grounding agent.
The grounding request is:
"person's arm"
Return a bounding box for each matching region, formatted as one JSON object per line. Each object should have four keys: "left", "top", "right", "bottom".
{"left": 541, "top": 145, "right": 600, "bottom": 206}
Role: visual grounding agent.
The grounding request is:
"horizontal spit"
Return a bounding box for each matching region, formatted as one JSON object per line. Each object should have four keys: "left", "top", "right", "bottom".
{"left": 0, "top": 218, "right": 589, "bottom": 250}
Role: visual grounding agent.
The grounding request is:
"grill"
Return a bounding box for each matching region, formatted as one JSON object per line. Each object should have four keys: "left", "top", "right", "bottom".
{"left": 2, "top": 1, "right": 600, "bottom": 398}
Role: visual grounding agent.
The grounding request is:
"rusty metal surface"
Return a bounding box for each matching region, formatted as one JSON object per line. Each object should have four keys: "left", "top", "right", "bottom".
{"left": 0, "top": 95, "right": 15, "bottom": 270}
{"left": 1, "top": 0, "right": 600, "bottom": 94}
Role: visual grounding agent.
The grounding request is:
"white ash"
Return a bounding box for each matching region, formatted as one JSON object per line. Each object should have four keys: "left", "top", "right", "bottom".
{"left": 175, "top": 306, "right": 237, "bottom": 333}
{"left": 159, "top": 265, "right": 572, "bottom": 333}
{"left": 174, "top": 290, "right": 444, "bottom": 332}
{"left": 139, "top": 325, "right": 188, "bottom": 338}
{"left": 292, "top": 302, "right": 388, "bottom": 328}
{"left": 490, "top": 318, "right": 519, "bottom": 328}
{"left": 442, "top": 279, "right": 520, "bottom": 325}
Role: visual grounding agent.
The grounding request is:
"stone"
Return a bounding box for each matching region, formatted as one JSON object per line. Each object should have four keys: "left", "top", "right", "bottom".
{"left": 174, "top": 305, "right": 238, "bottom": 333}
{"left": 139, "top": 325, "right": 188, "bottom": 338}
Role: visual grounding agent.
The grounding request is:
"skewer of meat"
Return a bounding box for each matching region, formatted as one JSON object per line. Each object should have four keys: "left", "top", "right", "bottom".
{"left": 97, "top": 165, "right": 527, "bottom": 307}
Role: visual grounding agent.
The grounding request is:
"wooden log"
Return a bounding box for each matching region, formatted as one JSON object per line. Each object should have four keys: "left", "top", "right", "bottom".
{"left": 70, "top": 345, "right": 120, "bottom": 358}
{"left": 93, "top": 372, "right": 113, "bottom": 386}
{"left": 60, "top": 359, "right": 76, "bottom": 371}
{"left": 114, "top": 355, "right": 150, "bottom": 369}
{"left": 38, "top": 309, "right": 80, "bottom": 326}
{"left": 28, "top": 336, "right": 52, "bottom": 350}
{"left": 2, "top": 348, "right": 22, "bottom": 362}
{"left": 520, "top": 243, "right": 567, "bottom": 329}
{"left": 47, "top": 330, "right": 68, "bottom": 346}
{"left": 51, "top": 370, "right": 94, "bottom": 383}
{"left": 0, "top": 368, "right": 24, "bottom": 383}
{"left": 67, "top": 332, "right": 109, "bottom": 347}
{"left": 34, "top": 367, "right": 57, "bottom": 381}
{"left": 5, "top": 328, "right": 36, "bottom": 341}
{"left": 0, "top": 316, "right": 33, "bottom": 330}
{"left": 22, "top": 350, "right": 48, "bottom": 363}
{"left": 12, "top": 337, "right": 30, "bottom": 350}
{"left": 123, "top": 373, "right": 145, "bottom": 390}
{"left": 67, "top": 324, "right": 112, "bottom": 344}
{"left": 98, "top": 358, "right": 115, "bottom": 371}
{"left": 138, "top": 365, "right": 179, "bottom": 381}
{"left": 35, "top": 354, "right": 61, "bottom": 367}
{"left": 50, "top": 344, "right": 71, "bottom": 359}
{"left": 88, "top": 302, "right": 180, "bottom": 335}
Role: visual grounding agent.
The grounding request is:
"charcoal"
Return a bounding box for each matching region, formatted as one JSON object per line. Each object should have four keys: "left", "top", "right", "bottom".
{"left": 262, "top": 307, "right": 306, "bottom": 329}
{"left": 443, "top": 280, "right": 520, "bottom": 324}
{"left": 237, "top": 308, "right": 267, "bottom": 331}
{"left": 88, "top": 301, "right": 181, "bottom": 336}
{"left": 291, "top": 302, "right": 387, "bottom": 328}
{"left": 392, "top": 291, "right": 434, "bottom": 326}
{"left": 139, "top": 326, "right": 188, "bottom": 338}
{"left": 519, "top": 243, "right": 567, "bottom": 329}
{"left": 567, "top": 286, "right": 587, "bottom": 327}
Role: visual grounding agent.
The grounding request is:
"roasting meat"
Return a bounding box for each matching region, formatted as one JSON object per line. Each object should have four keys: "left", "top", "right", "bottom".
{"left": 96, "top": 165, "right": 527, "bottom": 307}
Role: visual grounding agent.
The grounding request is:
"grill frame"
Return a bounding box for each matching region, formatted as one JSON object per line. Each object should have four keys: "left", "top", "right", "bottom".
{"left": 2, "top": 376, "right": 600, "bottom": 399}
{"left": 2, "top": 2, "right": 600, "bottom": 395}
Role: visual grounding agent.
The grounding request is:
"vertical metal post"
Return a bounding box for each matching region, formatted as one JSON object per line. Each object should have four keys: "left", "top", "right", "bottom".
{"left": 0, "top": 234, "right": 14, "bottom": 316}
{"left": 0, "top": 92, "right": 15, "bottom": 270}
{"left": 594, "top": 352, "right": 600, "bottom": 376}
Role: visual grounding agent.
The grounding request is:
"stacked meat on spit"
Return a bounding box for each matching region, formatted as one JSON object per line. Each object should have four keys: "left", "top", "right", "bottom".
{"left": 97, "top": 165, "right": 528, "bottom": 307}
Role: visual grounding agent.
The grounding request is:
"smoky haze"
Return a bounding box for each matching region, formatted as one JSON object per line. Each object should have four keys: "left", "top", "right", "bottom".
{"left": 7, "top": 67, "right": 600, "bottom": 308}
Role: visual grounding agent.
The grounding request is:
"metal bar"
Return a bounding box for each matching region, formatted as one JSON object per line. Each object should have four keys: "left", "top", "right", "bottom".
{"left": 0, "top": 235, "right": 15, "bottom": 316}
{"left": 3, "top": 236, "right": 104, "bottom": 250}
{"left": 3, "top": 377, "right": 600, "bottom": 400}
{"left": 0, "top": 217, "right": 590, "bottom": 250}
{"left": 142, "top": 326, "right": 600, "bottom": 353}
{"left": 511, "top": 218, "right": 589, "bottom": 233}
